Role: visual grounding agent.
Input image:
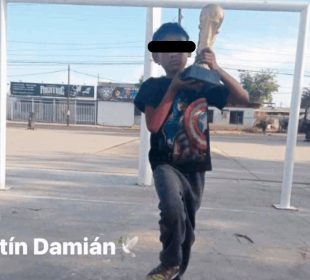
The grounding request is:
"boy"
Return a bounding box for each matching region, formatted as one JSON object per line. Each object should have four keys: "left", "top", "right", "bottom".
{"left": 134, "top": 23, "right": 249, "bottom": 280}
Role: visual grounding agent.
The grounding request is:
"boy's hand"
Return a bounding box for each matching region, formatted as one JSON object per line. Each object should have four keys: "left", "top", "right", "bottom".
{"left": 169, "top": 71, "right": 204, "bottom": 93}
{"left": 195, "top": 47, "right": 220, "bottom": 71}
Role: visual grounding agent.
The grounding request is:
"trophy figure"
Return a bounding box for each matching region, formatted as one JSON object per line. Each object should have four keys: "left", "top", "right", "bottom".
{"left": 181, "top": 4, "right": 224, "bottom": 85}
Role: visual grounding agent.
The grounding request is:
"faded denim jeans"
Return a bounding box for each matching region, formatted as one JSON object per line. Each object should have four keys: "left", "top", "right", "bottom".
{"left": 153, "top": 164, "right": 205, "bottom": 276}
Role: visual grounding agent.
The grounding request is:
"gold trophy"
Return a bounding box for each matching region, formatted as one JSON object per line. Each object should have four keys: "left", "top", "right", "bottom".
{"left": 182, "top": 4, "right": 224, "bottom": 85}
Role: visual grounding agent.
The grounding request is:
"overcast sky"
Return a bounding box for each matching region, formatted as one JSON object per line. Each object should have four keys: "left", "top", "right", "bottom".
{"left": 7, "top": 0, "right": 310, "bottom": 107}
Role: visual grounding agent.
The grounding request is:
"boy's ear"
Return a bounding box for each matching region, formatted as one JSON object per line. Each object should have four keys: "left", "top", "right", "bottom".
{"left": 152, "top": 53, "right": 160, "bottom": 64}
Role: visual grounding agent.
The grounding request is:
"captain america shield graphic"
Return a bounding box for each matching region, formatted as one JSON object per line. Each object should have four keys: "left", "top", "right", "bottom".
{"left": 183, "top": 98, "right": 208, "bottom": 151}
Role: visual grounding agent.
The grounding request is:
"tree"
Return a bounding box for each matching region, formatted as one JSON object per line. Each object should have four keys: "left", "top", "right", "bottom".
{"left": 301, "top": 87, "right": 310, "bottom": 109}
{"left": 239, "top": 70, "right": 279, "bottom": 106}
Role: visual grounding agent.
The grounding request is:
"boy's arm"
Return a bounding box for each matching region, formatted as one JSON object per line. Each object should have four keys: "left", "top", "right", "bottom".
{"left": 145, "top": 75, "right": 203, "bottom": 134}
{"left": 145, "top": 86, "right": 177, "bottom": 134}
{"left": 196, "top": 48, "right": 249, "bottom": 105}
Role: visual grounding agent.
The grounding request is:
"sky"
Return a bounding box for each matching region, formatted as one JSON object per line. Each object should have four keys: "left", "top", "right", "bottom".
{"left": 6, "top": 0, "right": 310, "bottom": 107}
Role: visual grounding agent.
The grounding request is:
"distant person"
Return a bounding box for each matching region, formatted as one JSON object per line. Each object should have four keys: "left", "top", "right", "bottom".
{"left": 27, "top": 111, "right": 35, "bottom": 130}
{"left": 134, "top": 22, "right": 248, "bottom": 280}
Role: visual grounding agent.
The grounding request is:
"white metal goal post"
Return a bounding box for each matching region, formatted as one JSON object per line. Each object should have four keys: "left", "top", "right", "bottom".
{"left": 0, "top": 1, "right": 309, "bottom": 210}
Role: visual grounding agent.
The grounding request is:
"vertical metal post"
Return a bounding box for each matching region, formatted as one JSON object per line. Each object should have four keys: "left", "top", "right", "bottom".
{"left": 53, "top": 98, "right": 56, "bottom": 123}
{"left": 31, "top": 97, "right": 34, "bottom": 113}
{"left": 137, "top": 7, "right": 161, "bottom": 186}
{"left": 94, "top": 99, "right": 97, "bottom": 125}
{"left": 274, "top": 4, "right": 310, "bottom": 210}
{"left": 0, "top": 0, "right": 7, "bottom": 190}
{"left": 74, "top": 99, "right": 77, "bottom": 124}
{"left": 10, "top": 97, "right": 13, "bottom": 121}
{"left": 178, "top": 8, "right": 182, "bottom": 24}
{"left": 67, "top": 64, "right": 70, "bottom": 126}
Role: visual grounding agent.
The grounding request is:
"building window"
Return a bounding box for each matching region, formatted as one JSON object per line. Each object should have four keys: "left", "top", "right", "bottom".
{"left": 230, "top": 111, "right": 244, "bottom": 124}
{"left": 208, "top": 110, "right": 214, "bottom": 123}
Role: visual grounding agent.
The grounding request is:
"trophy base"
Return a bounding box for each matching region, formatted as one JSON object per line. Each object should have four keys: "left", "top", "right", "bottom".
{"left": 181, "top": 64, "right": 221, "bottom": 86}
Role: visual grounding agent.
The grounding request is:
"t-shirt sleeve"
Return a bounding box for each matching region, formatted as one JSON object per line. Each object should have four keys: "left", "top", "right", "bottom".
{"left": 201, "top": 84, "right": 230, "bottom": 110}
{"left": 134, "top": 78, "right": 161, "bottom": 113}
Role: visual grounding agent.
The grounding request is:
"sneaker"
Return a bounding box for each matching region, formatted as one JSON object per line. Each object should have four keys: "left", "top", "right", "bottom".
{"left": 146, "top": 264, "right": 180, "bottom": 280}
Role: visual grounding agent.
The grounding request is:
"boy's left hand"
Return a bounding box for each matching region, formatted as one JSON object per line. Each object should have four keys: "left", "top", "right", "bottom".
{"left": 195, "top": 47, "right": 220, "bottom": 71}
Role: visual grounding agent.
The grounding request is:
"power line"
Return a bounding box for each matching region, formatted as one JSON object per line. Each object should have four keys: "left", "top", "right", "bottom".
{"left": 70, "top": 69, "right": 98, "bottom": 78}
{"left": 8, "top": 69, "right": 67, "bottom": 77}
{"left": 6, "top": 61, "right": 310, "bottom": 77}
{"left": 222, "top": 66, "right": 310, "bottom": 77}
{"left": 7, "top": 53, "right": 298, "bottom": 67}
{"left": 8, "top": 40, "right": 143, "bottom": 46}
{"left": 9, "top": 54, "right": 307, "bottom": 76}
{"left": 8, "top": 61, "right": 309, "bottom": 78}
{"left": 8, "top": 45, "right": 143, "bottom": 52}
{"left": 8, "top": 45, "right": 303, "bottom": 57}
{"left": 218, "top": 59, "right": 295, "bottom": 65}
{"left": 8, "top": 41, "right": 308, "bottom": 57}
{"left": 216, "top": 46, "right": 310, "bottom": 57}
{"left": 8, "top": 60, "right": 143, "bottom": 65}
{"left": 70, "top": 69, "right": 118, "bottom": 82}
{"left": 6, "top": 57, "right": 310, "bottom": 72}
{"left": 8, "top": 54, "right": 143, "bottom": 58}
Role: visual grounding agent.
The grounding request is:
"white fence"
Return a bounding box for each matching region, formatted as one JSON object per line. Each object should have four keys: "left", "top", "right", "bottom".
{"left": 7, "top": 97, "right": 97, "bottom": 125}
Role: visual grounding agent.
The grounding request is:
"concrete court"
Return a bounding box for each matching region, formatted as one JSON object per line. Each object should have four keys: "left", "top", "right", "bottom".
{"left": 0, "top": 124, "right": 309, "bottom": 280}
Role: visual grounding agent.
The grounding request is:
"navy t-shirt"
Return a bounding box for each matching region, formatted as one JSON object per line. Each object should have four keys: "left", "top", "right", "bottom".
{"left": 134, "top": 76, "right": 229, "bottom": 172}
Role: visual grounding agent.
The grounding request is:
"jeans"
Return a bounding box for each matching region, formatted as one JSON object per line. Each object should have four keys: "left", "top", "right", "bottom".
{"left": 153, "top": 164, "right": 205, "bottom": 276}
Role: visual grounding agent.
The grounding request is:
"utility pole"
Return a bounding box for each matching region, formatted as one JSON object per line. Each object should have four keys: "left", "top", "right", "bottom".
{"left": 178, "top": 8, "right": 183, "bottom": 24}
{"left": 66, "top": 64, "right": 70, "bottom": 126}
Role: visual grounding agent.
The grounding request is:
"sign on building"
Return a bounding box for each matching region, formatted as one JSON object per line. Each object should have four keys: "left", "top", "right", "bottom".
{"left": 10, "top": 82, "right": 95, "bottom": 98}
{"left": 97, "top": 82, "right": 138, "bottom": 102}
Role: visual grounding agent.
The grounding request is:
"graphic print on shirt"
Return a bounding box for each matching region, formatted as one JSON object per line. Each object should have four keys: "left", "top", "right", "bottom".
{"left": 162, "top": 93, "right": 209, "bottom": 165}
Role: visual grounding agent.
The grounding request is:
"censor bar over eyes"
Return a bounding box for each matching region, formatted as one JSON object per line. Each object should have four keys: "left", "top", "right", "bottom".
{"left": 148, "top": 41, "right": 196, "bottom": 53}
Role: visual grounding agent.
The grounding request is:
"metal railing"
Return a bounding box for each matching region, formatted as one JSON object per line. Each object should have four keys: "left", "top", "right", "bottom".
{"left": 8, "top": 97, "right": 96, "bottom": 125}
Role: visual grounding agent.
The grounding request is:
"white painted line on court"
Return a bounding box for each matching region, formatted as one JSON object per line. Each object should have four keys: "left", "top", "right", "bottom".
{"left": 2, "top": 193, "right": 310, "bottom": 217}
{"left": 201, "top": 206, "right": 310, "bottom": 216}
{"left": 2, "top": 193, "right": 143, "bottom": 206}
{"left": 6, "top": 165, "right": 310, "bottom": 186}
{"left": 7, "top": 165, "right": 137, "bottom": 176}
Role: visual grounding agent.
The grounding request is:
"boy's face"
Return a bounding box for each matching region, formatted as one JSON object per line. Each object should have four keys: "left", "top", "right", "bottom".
{"left": 152, "top": 34, "right": 190, "bottom": 78}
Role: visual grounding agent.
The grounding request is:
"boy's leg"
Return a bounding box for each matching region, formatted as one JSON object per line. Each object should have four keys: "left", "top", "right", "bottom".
{"left": 151, "top": 164, "right": 205, "bottom": 278}
{"left": 153, "top": 164, "right": 187, "bottom": 268}
{"left": 179, "top": 171, "right": 205, "bottom": 276}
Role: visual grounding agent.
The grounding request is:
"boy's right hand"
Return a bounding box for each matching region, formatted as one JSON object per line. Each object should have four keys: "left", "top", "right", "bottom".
{"left": 169, "top": 71, "right": 204, "bottom": 93}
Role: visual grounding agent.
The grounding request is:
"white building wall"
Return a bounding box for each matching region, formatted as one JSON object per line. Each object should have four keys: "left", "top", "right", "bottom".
{"left": 210, "top": 106, "right": 255, "bottom": 128}
{"left": 97, "top": 101, "right": 134, "bottom": 127}
{"left": 243, "top": 108, "right": 256, "bottom": 127}
{"left": 210, "top": 106, "right": 228, "bottom": 124}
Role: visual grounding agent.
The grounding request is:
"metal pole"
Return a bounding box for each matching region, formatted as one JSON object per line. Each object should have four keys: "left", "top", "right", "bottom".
{"left": 74, "top": 99, "right": 76, "bottom": 124}
{"left": 137, "top": 7, "right": 161, "bottom": 186}
{"left": 0, "top": 0, "right": 7, "bottom": 190}
{"left": 67, "top": 64, "right": 70, "bottom": 126}
{"left": 53, "top": 98, "right": 56, "bottom": 123}
{"left": 178, "top": 8, "right": 182, "bottom": 24}
{"left": 10, "top": 96, "right": 13, "bottom": 120}
{"left": 7, "top": 1, "right": 309, "bottom": 12}
{"left": 273, "top": 4, "right": 310, "bottom": 210}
